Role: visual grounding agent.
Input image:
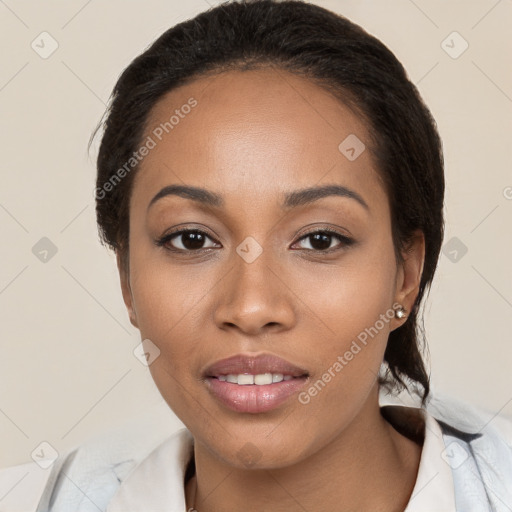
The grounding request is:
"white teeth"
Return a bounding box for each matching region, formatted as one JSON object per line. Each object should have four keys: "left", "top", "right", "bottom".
{"left": 237, "top": 374, "right": 254, "bottom": 385}
{"left": 219, "top": 373, "right": 295, "bottom": 385}
{"left": 254, "top": 373, "right": 273, "bottom": 385}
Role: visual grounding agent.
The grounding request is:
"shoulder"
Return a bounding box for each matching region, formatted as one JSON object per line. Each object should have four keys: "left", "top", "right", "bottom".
{"left": 34, "top": 404, "right": 185, "bottom": 512}
{"left": 0, "top": 460, "right": 56, "bottom": 512}
{"left": 426, "top": 390, "right": 512, "bottom": 510}
{"left": 380, "top": 384, "right": 512, "bottom": 449}
{"left": 381, "top": 387, "right": 512, "bottom": 510}
{"left": 380, "top": 388, "right": 512, "bottom": 512}
{"left": 426, "top": 390, "right": 512, "bottom": 456}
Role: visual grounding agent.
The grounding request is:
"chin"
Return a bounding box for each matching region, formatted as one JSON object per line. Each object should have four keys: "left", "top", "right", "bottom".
{"left": 196, "top": 422, "right": 313, "bottom": 469}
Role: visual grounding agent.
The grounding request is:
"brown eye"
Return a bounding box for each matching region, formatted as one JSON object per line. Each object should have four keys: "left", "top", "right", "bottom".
{"left": 293, "top": 229, "right": 354, "bottom": 252}
{"left": 156, "top": 229, "right": 219, "bottom": 252}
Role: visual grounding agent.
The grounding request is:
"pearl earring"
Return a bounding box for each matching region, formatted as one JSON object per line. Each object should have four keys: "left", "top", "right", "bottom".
{"left": 395, "top": 306, "right": 407, "bottom": 319}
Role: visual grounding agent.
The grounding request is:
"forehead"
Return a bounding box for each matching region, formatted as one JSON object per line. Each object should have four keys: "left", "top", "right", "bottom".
{"left": 132, "top": 67, "right": 387, "bottom": 215}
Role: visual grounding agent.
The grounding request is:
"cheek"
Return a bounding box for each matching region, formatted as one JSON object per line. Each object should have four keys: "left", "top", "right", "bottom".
{"left": 290, "top": 297, "right": 393, "bottom": 453}
{"left": 127, "top": 247, "right": 209, "bottom": 381}
{"left": 299, "top": 239, "right": 397, "bottom": 349}
{"left": 128, "top": 238, "right": 210, "bottom": 338}
{"left": 293, "top": 242, "right": 397, "bottom": 405}
{"left": 128, "top": 256, "right": 208, "bottom": 420}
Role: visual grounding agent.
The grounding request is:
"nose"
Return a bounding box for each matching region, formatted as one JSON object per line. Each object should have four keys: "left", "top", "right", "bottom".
{"left": 213, "top": 247, "right": 296, "bottom": 336}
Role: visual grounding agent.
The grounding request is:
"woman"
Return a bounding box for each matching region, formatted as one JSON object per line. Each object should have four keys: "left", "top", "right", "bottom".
{"left": 36, "top": 0, "right": 512, "bottom": 511}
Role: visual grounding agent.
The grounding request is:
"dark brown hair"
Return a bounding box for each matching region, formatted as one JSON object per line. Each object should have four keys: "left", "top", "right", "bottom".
{"left": 92, "top": 0, "right": 445, "bottom": 403}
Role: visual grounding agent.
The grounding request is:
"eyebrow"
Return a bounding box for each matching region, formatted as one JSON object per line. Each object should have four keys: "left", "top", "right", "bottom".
{"left": 147, "top": 183, "right": 369, "bottom": 212}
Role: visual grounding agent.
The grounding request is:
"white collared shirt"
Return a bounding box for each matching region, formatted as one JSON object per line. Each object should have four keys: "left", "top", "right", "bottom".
{"left": 105, "top": 406, "right": 457, "bottom": 512}
{"left": 8, "top": 391, "right": 512, "bottom": 511}
{"left": 404, "top": 408, "right": 456, "bottom": 512}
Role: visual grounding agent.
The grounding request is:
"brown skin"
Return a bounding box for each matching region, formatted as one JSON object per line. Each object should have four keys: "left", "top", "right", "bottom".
{"left": 117, "top": 68, "right": 425, "bottom": 511}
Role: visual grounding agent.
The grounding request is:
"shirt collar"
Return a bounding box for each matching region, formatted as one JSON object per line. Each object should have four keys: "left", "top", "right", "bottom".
{"left": 106, "top": 427, "right": 194, "bottom": 512}
{"left": 396, "top": 406, "right": 457, "bottom": 512}
{"left": 107, "top": 407, "right": 456, "bottom": 512}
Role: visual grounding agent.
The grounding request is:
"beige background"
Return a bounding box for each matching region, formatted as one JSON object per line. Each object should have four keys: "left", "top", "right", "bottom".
{"left": 1, "top": 0, "right": 511, "bottom": 471}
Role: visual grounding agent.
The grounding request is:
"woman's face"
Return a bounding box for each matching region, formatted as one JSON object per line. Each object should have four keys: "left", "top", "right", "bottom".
{"left": 119, "top": 67, "right": 423, "bottom": 468}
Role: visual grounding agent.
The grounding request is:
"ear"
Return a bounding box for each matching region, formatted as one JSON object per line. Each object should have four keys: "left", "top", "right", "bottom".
{"left": 393, "top": 230, "right": 425, "bottom": 325}
{"left": 116, "top": 251, "right": 139, "bottom": 329}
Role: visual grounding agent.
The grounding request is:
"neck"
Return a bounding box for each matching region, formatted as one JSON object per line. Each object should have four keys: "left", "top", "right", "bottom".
{"left": 186, "top": 386, "right": 422, "bottom": 512}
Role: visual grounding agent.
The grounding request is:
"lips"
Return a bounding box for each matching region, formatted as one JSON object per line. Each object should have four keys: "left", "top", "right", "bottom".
{"left": 204, "top": 353, "right": 309, "bottom": 378}
{"left": 203, "top": 353, "right": 310, "bottom": 414}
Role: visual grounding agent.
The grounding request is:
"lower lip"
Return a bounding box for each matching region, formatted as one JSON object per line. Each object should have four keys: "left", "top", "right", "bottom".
{"left": 205, "top": 376, "right": 308, "bottom": 413}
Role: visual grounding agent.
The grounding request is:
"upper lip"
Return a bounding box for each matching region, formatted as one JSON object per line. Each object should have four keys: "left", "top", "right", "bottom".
{"left": 204, "top": 353, "right": 309, "bottom": 377}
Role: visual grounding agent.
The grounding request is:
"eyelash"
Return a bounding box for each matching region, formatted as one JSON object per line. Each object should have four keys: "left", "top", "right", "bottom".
{"left": 154, "top": 226, "right": 354, "bottom": 255}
